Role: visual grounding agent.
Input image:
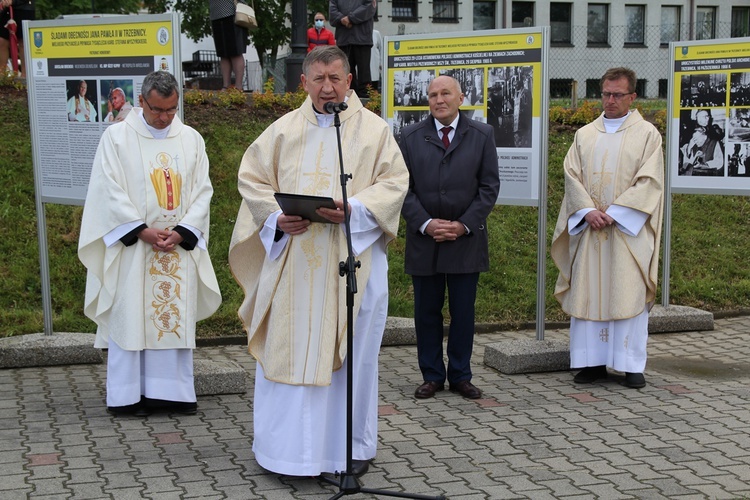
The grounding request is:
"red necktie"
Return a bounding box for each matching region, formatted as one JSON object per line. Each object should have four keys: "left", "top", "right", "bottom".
{"left": 440, "top": 126, "right": 452, "bottom": 148}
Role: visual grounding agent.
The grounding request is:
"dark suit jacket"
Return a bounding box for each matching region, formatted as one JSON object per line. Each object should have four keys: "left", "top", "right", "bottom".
{"left": 399, "top": 113, "right": 500, "bottom": 276}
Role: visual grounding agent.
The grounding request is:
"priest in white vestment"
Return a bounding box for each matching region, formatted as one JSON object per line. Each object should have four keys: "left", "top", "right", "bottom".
{"left": 67, "top": 80, "right": 97, "bottom": 122}
{"left": 551, "top": 67, "right": 664, "bottom": 389}
{"left": 228, "top": 46, "right": 408, "bottom": 477}
{"left": 79, "top": 71, "right": 222, "bottom": 417}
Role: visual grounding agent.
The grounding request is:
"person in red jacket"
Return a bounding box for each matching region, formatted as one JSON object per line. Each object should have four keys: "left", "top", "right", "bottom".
{"left": 307, "top": 12, "right": 335, "bottom": 53}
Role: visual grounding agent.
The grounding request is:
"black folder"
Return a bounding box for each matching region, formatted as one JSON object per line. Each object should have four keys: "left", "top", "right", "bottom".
{"left": 274, "top": 192, "right": 337, "bottom": 224}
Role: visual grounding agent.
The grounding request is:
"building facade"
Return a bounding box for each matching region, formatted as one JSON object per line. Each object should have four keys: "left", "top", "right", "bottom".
{"left": 373, "top": 0, "right": 750, "bottom": 98}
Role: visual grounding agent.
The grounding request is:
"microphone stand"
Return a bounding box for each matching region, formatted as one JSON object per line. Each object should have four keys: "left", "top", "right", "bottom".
{"left": 319, "top": 107, "right": 445, "bottom": 500}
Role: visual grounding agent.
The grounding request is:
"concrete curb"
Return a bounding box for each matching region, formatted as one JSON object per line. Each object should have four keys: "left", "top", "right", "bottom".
{"left": 0, "top": 304, "right": 714, "bottom": 386}
{"left": 0, "top": 332, "right": 102, "bottom": 368}
{"left": 194, "top": 358, "right": 247, "bottom": 396}
{"left": 483, "top": 304, "right": 715, "bottom": 374}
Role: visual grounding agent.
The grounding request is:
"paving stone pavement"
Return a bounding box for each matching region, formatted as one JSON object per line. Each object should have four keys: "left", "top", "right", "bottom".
{"left": 1, "top": 317, "right": 749, "bottom": 499}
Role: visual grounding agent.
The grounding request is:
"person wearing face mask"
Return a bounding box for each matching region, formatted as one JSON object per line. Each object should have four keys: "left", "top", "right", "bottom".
{"left": 307, "top": 12, "right": 335, "bottom": 53}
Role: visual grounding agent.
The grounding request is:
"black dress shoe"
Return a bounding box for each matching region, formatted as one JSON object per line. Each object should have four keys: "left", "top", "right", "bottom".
{"left": 171, "top": 402, "right": 198, "bottom": 415}
{"left": 622, "top": 372, "right": 646, "bottom": 389}
{"left": 142, "top": 397, "right": 198, "bottom": 415}
{"left": 449, "top": 380, "right": 482, "bottom": 399}
{"left": 573, "top": 365, "right": 608, "bottom": 384}
{"left": 350, "top": 459, "right": 370, "bottom": 477}
{"left": 415, "top": 381, "right": 445, "bottom": 399}
{"left": 107, "top": 402, "right": 150, "bottom": 417}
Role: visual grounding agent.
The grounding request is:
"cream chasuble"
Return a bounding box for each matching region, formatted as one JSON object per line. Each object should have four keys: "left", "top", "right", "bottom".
{"left": 230, "top": 91, "right": 407, "bottom": 475}
{"left": 79, "top": 111, "right": 221, "bottom": 352}
{"left": 551, "top": 110, "right": 664, "bottom": 372}
{"left": 229, "top": 92, "right": 408, "bottom": 387}
{"left": 256, "top": 123, "right": 343, "bottom": 385}
{"left": 551, "top": 110, "right": 664, "bottom": 322}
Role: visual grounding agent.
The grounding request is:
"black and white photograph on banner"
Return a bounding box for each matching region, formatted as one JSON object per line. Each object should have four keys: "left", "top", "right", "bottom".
{"left": 727, "top": 143, "right": 750, "bottom": 177}
{"left": 729, "top": 72, "right": 750, "bottom": 106}
{"left": 678, "top": 108, "right": 726, "bottom": 177}
{"left": 486, "top": 65, "right": 533, "bottom": 148}
{"left": 391, "top": 110, "right": 430, "bottom": 143}
{"left": 462, "top": 109, "right": 486, "bottom": 123}
{"left": 100, "top": 80, "right": 135, "bottom": 124}
{"left": 392, "top": 69, "right": 433, "bottom": 108}
{"left": 728, "top": 108, "right": 750, "bottom": 142}
{"left": 439, "top": 68, "right": 485, "bottom": 106}
{"left": 679, "top": 73, "right": 727, "bottom": 108}
{"left": 66, "top": 79, "right": 99, "bottom": 123}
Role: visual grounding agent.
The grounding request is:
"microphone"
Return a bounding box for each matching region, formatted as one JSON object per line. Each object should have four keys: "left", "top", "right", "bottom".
{"left": 324, "top": 101, "right": 348, "bottom": 114}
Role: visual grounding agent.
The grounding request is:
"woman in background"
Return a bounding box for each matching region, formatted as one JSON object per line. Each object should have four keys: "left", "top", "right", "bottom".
{"left": 208, "top": 0, "right": 248, "bottom": 90}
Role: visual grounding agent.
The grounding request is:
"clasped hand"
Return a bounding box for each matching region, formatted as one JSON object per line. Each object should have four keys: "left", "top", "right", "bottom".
{"left": 426, "top": 218, "right": 465, "bottom": 242}
{"left": 584, "top": 209, "right": 614, "bottom": 231}
{"left": 138, "top": 227, "right": 183, "bottom": 252}
{"left": 277, "top": 199, "right": 350, "bottom": 235}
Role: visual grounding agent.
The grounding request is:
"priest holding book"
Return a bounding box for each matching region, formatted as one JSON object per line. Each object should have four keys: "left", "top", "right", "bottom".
{"left": 228, "top": 46, "right": 408, "bottom": 477}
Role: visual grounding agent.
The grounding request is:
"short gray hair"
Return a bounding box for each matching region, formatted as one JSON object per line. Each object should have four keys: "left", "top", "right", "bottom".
{"left": 302, "top": 45, "right": 350, "bottom": 76}
{"left": 141, "top": 71, "right": 179, "bottom": 99}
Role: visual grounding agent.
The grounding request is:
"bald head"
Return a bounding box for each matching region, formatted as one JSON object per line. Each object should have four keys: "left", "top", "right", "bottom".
{"left": 428, "top": 75, "right": 464, "bottom": 126}
{"left": 429, "top": 75, "right": 462, "bottom": 95}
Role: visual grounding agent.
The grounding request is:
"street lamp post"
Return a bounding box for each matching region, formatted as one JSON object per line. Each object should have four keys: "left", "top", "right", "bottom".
{"left": 286, "top": 0, "right": 307, "bottom": 92}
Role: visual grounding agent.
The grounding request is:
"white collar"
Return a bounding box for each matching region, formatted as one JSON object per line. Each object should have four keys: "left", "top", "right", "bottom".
{"left": 602, "top": 111, "right": 630, "bottom": 133}
{"left": 138, "top": 109, "right": 171, "bottom": 139}
{"left": 434, "top": 113, "right": 459, "bottom": 133}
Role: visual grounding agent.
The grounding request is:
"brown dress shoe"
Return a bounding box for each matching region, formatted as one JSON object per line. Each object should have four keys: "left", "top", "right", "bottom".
{"left": 415, "top": 381, "right": 445, "bottom": 399}
{"left": 449, "top": 380, "right": 482, "bottom": 399}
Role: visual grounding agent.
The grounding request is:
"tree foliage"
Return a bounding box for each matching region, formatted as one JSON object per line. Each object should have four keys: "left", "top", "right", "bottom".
{"left": 142, "top": 0, "right": 293, "bottom": 69}
{"left": 35, "top": 0, "right": 324, "bottom": 71}
{"left": 247, "top": 0, "right": 291, "bottom": 69}
{"left": 143, "top": 0, "right": 211, "bottom": 43}
{"left": 35, "top": 0, "right": 144, "bottom": 19}
{"left": 307, "top": 0, "right": 329, "bottom": 23}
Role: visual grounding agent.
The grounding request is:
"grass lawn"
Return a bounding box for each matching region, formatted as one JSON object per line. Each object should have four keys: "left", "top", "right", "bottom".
{"left": 2, "top": 84, "right": 749, "bottom": 338}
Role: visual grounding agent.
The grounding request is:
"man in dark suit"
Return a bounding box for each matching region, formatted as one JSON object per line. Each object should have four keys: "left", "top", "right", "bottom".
{"left": 398, "top": 75, "right": 500, "bottom": 400}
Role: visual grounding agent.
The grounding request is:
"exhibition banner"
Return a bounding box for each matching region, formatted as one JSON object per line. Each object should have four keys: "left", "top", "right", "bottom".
{"left": 24, "top": 14, "right": 181, "bottom": 205}
{"left": 669, "top": 37, "right": 750, "bottom": 194}
{"left": 383, "top": 29, "right": 548, "bottom": 206}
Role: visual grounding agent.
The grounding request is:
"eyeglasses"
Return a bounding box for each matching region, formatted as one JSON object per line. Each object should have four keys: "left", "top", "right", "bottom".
{"left": 143, "top": 97, "right": 179, "bottom": 116}
{"left": 601, "top": 92, "right": 633, "bottom": 101}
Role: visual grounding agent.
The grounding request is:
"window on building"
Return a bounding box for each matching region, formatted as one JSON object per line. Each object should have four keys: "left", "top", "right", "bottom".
{"left": 659, "top": 79, "right": 668, "bottom": 99}
{"left": 392, "top": 0, "right": 418, "bottom": 21}
{"left": 732, "top": 7, "right": 750, "bottom": 38}
{"left": 660, "top": 6, "right": 681, "bottom": 45}
{"left": 586, "top": 79, "right": 601, "bottom": 98}
{"left": 635, "top": 79, "right": 647, "bottom": 98}
{"left": 550, "top": 78, "right": 574, "bottom": 98}
{"left": 512, "top": 2, "right": 534, "bottom": 28}
{"left": 587, "top": 3, "right": 609, "bottom": 45}
{"left": 550, "top": 3, "right": 572, "bottom": 44}
{"left": 473, "top": 1, "right": 496, "bottom": 30}
{"left": 696, "top": 6, "right": 716, "bottom": 40}
{"left": 433, "top": 0, "right": 459, "bottom": 23}
{"left": 625, "top": 5, "right": 645, "bottom": 45}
